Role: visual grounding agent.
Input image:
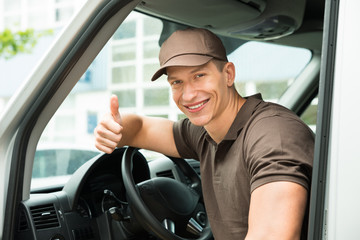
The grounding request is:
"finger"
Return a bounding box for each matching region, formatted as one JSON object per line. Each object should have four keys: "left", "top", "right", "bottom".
{"left": 95, "top": 123, "right": 122, "bottom": 143}
{"left": 94, "top": 132, "right": 116, "bottom": 153}
{"left": 101, "top": 113, "right": 123, "bottom": 134}
{"left": 95, "top": 136, "right": 119, "bottom": 150}
{"left": 95, "top": 142, "right": 115, "bottom": 154}
{"left": 94, "top": 128, "right": 122, "bottom": 152}
{"left": 110, "top": 95, "right": 122, "bottom": 124}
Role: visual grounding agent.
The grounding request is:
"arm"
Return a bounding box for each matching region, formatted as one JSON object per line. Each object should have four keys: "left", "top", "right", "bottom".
{"left": 94, "top": 95, "right": 180, "bottom": 157}
{"left": 245, "top": 181, "right": 308, "bottom": 240}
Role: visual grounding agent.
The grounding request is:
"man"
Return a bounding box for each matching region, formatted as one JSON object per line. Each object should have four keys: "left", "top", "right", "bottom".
{"left": 94, "top": 28, "right": 314, "bottom": 239}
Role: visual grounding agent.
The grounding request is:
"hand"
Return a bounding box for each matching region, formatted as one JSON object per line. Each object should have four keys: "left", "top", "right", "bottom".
{"left": 94, "top": 95, "right": 123, "bottom": 153}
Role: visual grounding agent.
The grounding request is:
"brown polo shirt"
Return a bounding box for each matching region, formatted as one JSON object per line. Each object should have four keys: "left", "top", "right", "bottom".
{"left": 173, "top": 94, "right": 314, "bottom": 239}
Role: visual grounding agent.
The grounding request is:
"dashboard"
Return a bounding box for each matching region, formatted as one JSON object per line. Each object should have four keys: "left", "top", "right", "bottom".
{"left": 15, "top": 148, "right": 202, "bottom": 240}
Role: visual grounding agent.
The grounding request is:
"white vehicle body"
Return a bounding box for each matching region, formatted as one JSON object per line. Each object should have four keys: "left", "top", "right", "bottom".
{"left": 0, "top": 0, "right": 359, "bottom": 239}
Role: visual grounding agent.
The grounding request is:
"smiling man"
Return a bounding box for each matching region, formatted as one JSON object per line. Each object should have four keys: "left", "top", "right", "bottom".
{"left": 94, "top": 28, "right": 314, "bottom": 239}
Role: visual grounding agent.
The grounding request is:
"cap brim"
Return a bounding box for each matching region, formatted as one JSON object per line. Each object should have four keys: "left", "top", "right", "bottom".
{"left": 151, "top": 54, "right": 213, "bottom": 81}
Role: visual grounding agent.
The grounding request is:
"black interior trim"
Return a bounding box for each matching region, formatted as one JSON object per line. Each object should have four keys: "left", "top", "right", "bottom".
{"left": 296, "top": 85, "right": 319, "bottom": 117}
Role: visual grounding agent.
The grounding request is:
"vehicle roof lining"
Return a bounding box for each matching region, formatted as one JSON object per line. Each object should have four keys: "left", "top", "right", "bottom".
{"left": 136, "top": 0, "right": 324, "bottom": 52}
{"left": 136, "top": 0, "right": 262, "bottom": 32}
{"left": 157, "top": 20, "right": 248, "bottom": 56}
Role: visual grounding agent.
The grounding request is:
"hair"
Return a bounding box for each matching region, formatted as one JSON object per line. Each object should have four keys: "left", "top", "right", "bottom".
{"left": 211, "top": 59, "right": 238, "bottom": 91}
{"left": 211, "top": 59, "right": 228, "bottom": 72}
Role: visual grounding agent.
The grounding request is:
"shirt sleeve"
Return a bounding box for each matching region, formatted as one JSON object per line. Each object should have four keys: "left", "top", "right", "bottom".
{"left": 243, "top": 114, "right": 314, "bottom": 193}
{"left": 173, "top": 118, "right": 203, "bottom": 160}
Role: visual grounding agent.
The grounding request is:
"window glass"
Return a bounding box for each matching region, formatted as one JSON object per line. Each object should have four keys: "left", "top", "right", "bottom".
{"left": 147, "top": 114, "right": 168, "bottom": 118}
{"left": 229, "top": 41, "right": 311, "bottom": 102}
{"left": 143, "top": 17, "right": 162, "bottom": 36}
{"left": 178, "top": 114, "right": 187, "bottom": 120}
{"left": 144, "top": 40, "right": 160, "bottom": 58}
{"left": 144, "top": 88, "right": 169, "bottom": 106}
{"left": 54, "top": 115, "right": 75, "bottom": 131}
{"left": 3, "top": 15, "right": 21, "bottom": 27}
{"left": 56, "top": 0, "right": 72, "bottom": 3}
{"left": 32, "top": 149, "right": 99, "bottom": 178}
{"left": 4, "top": 0, "right": 21, "bottom": 11}
{"left": 28, "top": 12, "right": 49, "bottom": 28}
{"left": 113, "top": 21, "right": 136, "bottom": 40}
{"left": 87, "top": 112, "right": 98, "bottom": 134}
{"left": 0, "top": 0, "right": 85, "bottom": 115}
{"left": 143, "top": 63, "right": 159, "bottom": 82}
{"left": 114, "top": 90, "right": 136, "bottom": 108}
{"left": 112, "top": 43, "right": 136, "bottom": 61}
{"left": 301, "top": 97, "right": 318, "bottom": 132}
{"left": 112, "top": 65, "right": 136, "bottom": 84}
{"left": 28, "top": 0, "right": 44, "bottom": 7}
{"left": 31, "top": 11, "right": 313, "bottom": 190}
{"left": 55, "top": 7, "right": 74, "bottom": 22}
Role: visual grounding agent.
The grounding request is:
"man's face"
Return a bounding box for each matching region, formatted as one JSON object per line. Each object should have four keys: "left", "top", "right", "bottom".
{"left": 167, "top": 60, "right": 233, "bottom": 127}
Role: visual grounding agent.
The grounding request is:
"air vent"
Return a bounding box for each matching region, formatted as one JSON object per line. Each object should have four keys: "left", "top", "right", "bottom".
{"left": 156, "top": 170, "right": 174, "bottom": 179}
{"left": 30, "top": 204, "right": 60, "bottom": 230}
{"left": 17, "top": 209, "right": 29, "bottom": 231}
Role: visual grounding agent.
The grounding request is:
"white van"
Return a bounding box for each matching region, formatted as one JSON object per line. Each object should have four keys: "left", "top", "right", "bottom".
{"left": 0, "top": 0, "right": 359, "bottom": 239}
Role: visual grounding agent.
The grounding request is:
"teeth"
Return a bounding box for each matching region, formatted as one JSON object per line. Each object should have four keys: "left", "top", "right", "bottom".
{"left": 188, "top": 101, "right": 206, "bottom": 109}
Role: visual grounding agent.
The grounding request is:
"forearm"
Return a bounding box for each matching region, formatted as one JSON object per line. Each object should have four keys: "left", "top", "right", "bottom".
{"left": 117, "top": 114, "right": 179, "bottom": 157}
{"left": 123, "top": 115, "right": 180, "bottom": 158}
{"left": 117, "top": 114, "right": 144, "bottom": 148}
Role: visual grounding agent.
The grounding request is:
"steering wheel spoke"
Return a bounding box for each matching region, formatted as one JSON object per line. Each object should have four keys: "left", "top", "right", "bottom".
{"left": 186, "top": 218, "right": 203, "bottom": 236}
{"left": 162, "top": 219, "right": 175, "bottom": 233}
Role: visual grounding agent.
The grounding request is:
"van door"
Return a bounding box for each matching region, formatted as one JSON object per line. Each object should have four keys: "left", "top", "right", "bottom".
{"left": 308, "top": 0, "right": 360, "bottom": 239}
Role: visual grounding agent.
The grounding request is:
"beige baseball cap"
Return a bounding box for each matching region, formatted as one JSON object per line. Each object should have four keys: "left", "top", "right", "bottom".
{"left": 151, "top": 28, "right": 228, "bottom": 81}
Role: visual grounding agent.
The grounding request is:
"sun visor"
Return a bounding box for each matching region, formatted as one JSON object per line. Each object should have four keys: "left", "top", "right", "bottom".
{"left": 136, "top": 0, "right": 306, "bottom": 40}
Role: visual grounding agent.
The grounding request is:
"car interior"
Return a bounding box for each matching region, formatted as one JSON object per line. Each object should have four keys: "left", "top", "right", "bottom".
{"left": 5, "top": 0, "right": 326, "bottom": 239}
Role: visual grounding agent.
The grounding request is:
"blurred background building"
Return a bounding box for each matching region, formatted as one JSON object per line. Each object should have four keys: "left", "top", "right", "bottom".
{"left": 0, "top": 0, "right": 313, "bottom": 147}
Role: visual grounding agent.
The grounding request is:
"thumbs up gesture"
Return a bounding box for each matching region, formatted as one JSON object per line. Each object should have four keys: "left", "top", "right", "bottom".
{"left": 94, "top": 95, "right": 123, "bottom": 153}
{"left": 110, "top": 94, "right": 122, "bottom": 126}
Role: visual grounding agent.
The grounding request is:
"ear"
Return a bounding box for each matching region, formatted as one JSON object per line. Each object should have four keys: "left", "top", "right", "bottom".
{"left": 224, "top": 62, "right": 236, "bottom": 87}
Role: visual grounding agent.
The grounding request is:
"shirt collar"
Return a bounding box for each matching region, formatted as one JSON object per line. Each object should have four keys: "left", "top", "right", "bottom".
{"left": 204, "top": 93, "right": 264, "bottom": 144}
{"left": 223, "top": 93, "right": 263, "bottom": 141}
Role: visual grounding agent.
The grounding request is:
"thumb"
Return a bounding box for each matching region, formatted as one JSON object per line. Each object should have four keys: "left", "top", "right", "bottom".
{"left": 110, "top": 94, "right": 122, "bottom": 124}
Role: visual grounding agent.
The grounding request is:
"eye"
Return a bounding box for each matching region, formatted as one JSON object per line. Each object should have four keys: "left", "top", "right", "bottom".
{"left": 170, "top": 80, "right": 182, "bottom": 86}
{"left": 196, "top": 73, "right": 205, "bottom": 78}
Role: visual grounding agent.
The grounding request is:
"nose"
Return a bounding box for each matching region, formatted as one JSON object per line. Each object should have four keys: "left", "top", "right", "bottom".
{"left": 182, "top": 82, "right": 197, "bottom": 102}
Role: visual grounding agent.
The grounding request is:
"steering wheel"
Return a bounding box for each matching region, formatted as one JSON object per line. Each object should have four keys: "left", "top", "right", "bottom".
{"left": 121, "top": 147, "right": 212, "bottom": 240}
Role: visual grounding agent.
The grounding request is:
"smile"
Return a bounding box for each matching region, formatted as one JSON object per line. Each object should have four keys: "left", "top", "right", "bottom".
{"left": 185, "top": 99, "right": 209, "bottom": 111}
